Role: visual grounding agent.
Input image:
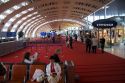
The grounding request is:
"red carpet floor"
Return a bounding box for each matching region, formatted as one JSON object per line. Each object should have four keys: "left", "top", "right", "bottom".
{"left": 0, "top": 41, "right": 125, "bottom": 83}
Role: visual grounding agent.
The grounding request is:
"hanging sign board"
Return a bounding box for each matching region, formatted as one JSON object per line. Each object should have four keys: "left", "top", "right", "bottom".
{"left": 92, "top": 19, "right": 117, "bottom": 28}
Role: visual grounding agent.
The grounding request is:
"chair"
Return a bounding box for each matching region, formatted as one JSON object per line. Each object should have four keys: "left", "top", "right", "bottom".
{"left": 8, "top": 64, "right": 27, "bottom": 83}
{"left": 58, "top": 64, "right": 65, "bottom": 83}
{"left": 0, "top": 64, "right": 10, "bottom": 83}
{"left": 26, "top": 64, "right": 46, "bottom": 83}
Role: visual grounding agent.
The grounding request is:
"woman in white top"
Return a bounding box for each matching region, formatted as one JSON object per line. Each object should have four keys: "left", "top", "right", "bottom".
{"left": 92, "top": 37, "right": 98, "bottom": 53}
{"left": 46, "top": 56, "right": 61, "bottom": 83}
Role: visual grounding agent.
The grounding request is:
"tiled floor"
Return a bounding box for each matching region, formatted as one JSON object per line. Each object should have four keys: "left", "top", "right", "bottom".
{"left": 105, "top": 43, "right": 125, "bottom": 59}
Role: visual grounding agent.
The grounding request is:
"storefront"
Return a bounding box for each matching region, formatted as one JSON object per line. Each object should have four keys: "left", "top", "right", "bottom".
{"left": 92, "top": 19, "right": 117, "bottom": 48}
{"left": 94, "top": 25, "right": 125, "bottom": 46}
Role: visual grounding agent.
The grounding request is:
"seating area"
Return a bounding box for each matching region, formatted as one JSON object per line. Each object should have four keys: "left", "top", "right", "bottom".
{"left": 0, "top": 61, "right": 75, "bottom": 83}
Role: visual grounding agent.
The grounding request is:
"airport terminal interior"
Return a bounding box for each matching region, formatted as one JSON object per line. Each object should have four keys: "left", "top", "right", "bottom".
{"left": 0, "top": 0, "right": 125, "bottom": 83}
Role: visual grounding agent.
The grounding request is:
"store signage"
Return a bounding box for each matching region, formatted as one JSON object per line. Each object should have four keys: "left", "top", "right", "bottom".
{"left": 92, "top": 19, "right": 117, "bottom": 28}
{"left": 97, "top": 24, "right": 113, "bottom": 27}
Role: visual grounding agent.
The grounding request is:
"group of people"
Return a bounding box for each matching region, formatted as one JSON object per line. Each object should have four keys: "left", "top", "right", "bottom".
{"left": 85, "top": 36, "right": 105, "bottom": 53}
{"left": 23, "top": 49, "right": 62, "bottom": 83}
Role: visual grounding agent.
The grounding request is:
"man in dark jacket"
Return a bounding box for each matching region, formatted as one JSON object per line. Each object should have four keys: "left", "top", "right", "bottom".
{"left": 69, "top": 36, "right": 73, "bottom": 49}
{"left": 100, "top": 37, "right": 105, "bottom": 53}
{"left": 85, "top": 37, "right": 92, "bottom": 53}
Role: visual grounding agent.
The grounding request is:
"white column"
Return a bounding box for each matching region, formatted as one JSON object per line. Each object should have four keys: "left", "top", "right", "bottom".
{"left": 93, "top": 12, "right": 95, "bottom": 21}
{"left": 87, "top": 17, "right": 89, "bottom": 30}
{"left": 104, "top": 6, "right": 107, "bottom": 19}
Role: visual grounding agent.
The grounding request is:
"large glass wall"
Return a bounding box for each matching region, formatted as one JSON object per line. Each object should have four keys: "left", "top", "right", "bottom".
{"left": 84, "top": 0, "right": 125, "bottom": 46}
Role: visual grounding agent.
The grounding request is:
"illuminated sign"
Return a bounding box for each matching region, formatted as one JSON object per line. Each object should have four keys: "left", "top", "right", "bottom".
{"left": 92, "top": 19, "right": 117, "bottom": 28}
{"left": 97, "top": 24, "right": 113, "bottom": 27}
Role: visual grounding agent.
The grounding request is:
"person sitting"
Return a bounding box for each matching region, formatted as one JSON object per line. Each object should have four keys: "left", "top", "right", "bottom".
{"left": 52, "top": 49, "right": 61, "bottom": 64}
{"left": 46, "top": 56, "right": 62, "bottom": 83}
{"left": 31, "top": 69, "right": 45, "bottom": 82}
{"left": 23, "top": 52, "right": 38, "bottom": 64}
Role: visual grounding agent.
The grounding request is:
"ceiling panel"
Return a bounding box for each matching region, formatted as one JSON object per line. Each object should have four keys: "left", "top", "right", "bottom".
{"left": 32, "top": 0, "right": 112, "bottom": 22}
{"left": 0, "top": 0, "right": 113, "bottom": 37}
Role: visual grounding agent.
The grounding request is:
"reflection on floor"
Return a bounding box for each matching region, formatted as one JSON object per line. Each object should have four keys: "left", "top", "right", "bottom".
{"left": 105, "top": 43, "right": 125, "bottom": 59}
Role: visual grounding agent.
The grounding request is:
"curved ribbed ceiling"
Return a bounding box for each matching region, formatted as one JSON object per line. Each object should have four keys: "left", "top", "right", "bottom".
{"left": 0, "top": 0, "right": 112, "bottom": 37}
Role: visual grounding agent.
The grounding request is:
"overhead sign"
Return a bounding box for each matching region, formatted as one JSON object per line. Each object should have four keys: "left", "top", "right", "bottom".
{"left": 7, "top": 32, "right": 16, "bottom": 37}
{"left": 92, "top": 19, "right": 117, "bottom": 28}
{"left": 40, "top": 32, "right": 46, "bottom": 36}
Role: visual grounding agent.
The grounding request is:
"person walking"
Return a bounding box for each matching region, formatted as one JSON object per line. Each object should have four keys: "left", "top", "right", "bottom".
{"left": 69, "top": 36, "right": 73, "bottom": 49}
{"left": 92, "top": 36, "right": 98, "bottom": 53}
{"left": 65, "top": 36, "right": 69, "bottom": 47}
{"left": 85, "top": 36, "right": 92, "bottom": 53}
{"left": 100, "top": 37, "right": 105, "bottom": 53}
